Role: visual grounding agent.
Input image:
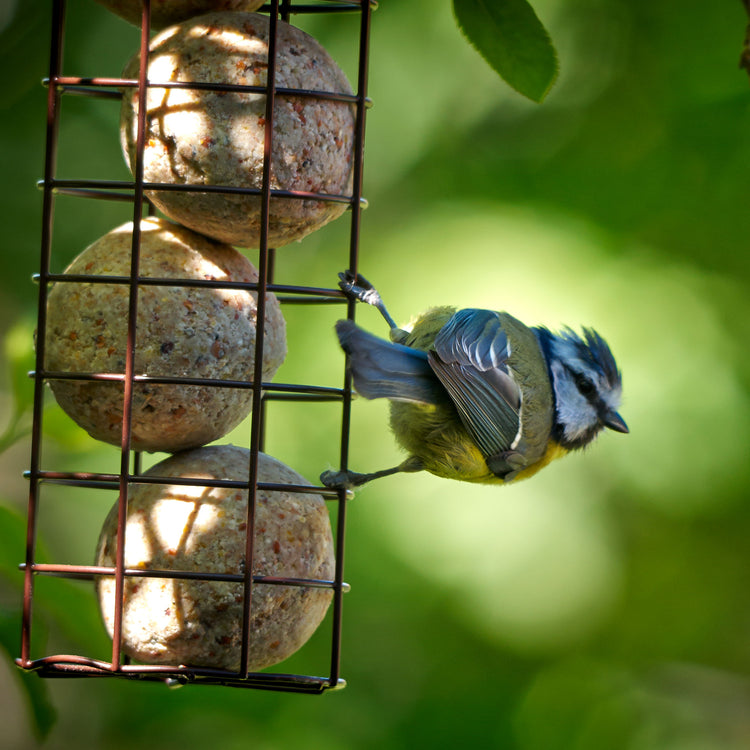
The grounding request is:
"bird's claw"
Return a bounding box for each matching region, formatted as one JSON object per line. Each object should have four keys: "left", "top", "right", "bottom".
{"left": 337, "top": 271, "right": 398, "bottom": 330}
{"left": 486, "top": 449, "right": 528, "bottom": 480}
{"left": 337, "top": 271, "right": 381, "bottom": 306}
{"left": 320, "top": 468, "right": 359, "bottom": 490}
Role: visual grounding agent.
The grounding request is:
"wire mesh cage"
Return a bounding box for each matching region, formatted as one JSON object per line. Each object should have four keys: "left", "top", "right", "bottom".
{"left": 17, "top": 0, "right": 375, "bottom": 694}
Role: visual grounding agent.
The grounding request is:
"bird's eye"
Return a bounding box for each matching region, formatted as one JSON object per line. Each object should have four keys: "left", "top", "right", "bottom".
{"left": 575, "top": 374, "right": 597, "bottom": 399}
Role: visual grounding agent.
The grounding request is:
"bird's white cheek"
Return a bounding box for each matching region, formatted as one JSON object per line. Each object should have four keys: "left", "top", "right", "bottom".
{"left": 551, "top": 362, "right": 598, "bottom": 441}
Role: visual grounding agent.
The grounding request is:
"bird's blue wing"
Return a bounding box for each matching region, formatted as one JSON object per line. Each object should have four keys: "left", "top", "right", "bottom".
{"left": 433, "top": 308, "right": 514, "bottom": 373}
{"left": 429, "top": 309, "right": 522, "bottom": 461}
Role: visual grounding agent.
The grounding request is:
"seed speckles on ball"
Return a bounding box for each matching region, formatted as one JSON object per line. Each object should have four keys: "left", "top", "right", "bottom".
{"left": 95, "top": 446, "right": 335, "bottom": 672}
{"left": 120, "top": 12, "right": 356, "bottom": 249}
{"left": 44, "top": 218, "right": 286, "bottom": 453}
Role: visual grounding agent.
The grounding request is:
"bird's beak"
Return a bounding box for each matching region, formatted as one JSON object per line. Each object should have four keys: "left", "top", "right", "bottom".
{"left": 604, "top": 410, "right": 629, "bottom": 433}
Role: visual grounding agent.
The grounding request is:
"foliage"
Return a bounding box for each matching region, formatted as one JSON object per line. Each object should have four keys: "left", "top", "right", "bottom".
{"left": 0, "top": 0, "right": 749, "bottom": 748}
{"left": 452, "top": 0, "right": 558, "bottom": 102}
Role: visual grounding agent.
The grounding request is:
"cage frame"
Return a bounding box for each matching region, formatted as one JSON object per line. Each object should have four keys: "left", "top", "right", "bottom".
{"left": 17, "top": 0, "right": 376, "bottom": 695}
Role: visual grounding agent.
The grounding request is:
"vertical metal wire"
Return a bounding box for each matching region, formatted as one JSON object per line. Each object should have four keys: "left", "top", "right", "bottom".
{"left": 110, "top": 0, "right": 152, "bottom": 673}
{"left": 21, "top": 0, "right": 67, "bottom": 669}
{"left": 328, "top": 0, "right": 374, "bottom": 689}
{"left": 239, "top": 0, "right": 281, "bottom": 678}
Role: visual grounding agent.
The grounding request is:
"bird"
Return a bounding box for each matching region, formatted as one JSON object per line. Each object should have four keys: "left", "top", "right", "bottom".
{"left": 320, "top": 272, "right": 628, "bottom": 489}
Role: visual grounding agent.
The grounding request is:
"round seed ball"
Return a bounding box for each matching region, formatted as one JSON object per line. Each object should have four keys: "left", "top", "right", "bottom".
{"left": 94, "top": 0, "right": 265, "bottom": 31}
{"left": 95, "top": 445, "right": 335, "bottom": 672}
{"left": 120, "top": 12, "right": 355, "bottom": 249}
{"left": 44, "top": 218, "right": 286, "bottom": 453}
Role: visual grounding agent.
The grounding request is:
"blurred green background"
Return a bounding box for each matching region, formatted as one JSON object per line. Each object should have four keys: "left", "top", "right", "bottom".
{"left": 2, "top": 0, "right": 750, "bottom": 748}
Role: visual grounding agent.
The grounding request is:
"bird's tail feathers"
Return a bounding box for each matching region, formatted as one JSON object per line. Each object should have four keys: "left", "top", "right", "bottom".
{"left": 335, "top": 319, "right": 441, "bottom": 404}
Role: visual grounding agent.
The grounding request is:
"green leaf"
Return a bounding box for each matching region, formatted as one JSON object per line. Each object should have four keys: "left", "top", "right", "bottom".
{"left": 452, "top": 0, "right": 559, "bottom": 102}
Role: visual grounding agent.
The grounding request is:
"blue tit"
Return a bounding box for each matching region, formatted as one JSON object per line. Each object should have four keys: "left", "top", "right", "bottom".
{"left": 321, "top": 273, "right": 628, "bottom": 489}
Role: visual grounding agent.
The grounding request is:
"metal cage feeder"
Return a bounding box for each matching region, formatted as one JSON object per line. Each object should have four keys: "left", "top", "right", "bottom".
{"left": 17, "top": 0, "right": 376, "bottom": 694}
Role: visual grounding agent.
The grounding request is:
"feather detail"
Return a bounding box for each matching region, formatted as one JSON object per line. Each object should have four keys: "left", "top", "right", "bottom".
{"left": 427, "top": 352, "right": 520, "bottom": 459}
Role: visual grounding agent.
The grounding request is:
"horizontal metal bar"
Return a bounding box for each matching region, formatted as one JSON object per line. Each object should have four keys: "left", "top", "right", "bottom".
{"left": 20, "top": 563, "right": 351, "bottom": 592}
{"left": 39, "top": 178, "right": 361, "bottom": 205}
{"left": 24, "top": 470, "right": 349, "bottom": 499}
{"left": 38, "top": 182, "right": 368, "bottom": 211}
{"left": 49, "top": 187, "right": 135, "bottom": 202}
{"left": 51, "top": 76, "right": 366, "bottom": 103}
{"left": 34, "top": 273, "right": 347, "bottom": 297}
{"left": 263, "top": 390, "right": 346, "bottom": 401}
{"left": 266, "top": 0, "right": 376, "bottom": 10}
{"left": 15, "top": 657, "right": 345, "bottom": 692}
{"left": 32, "top": 273, "right": 351, "bottom": 305}
{"left": 31, "top": 372, "right": 344, "bottom": 396}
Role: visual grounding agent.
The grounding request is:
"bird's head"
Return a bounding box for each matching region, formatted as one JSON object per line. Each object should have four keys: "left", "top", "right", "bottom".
{"left": 535, "top": 326, "right": 628, "bottom": 450}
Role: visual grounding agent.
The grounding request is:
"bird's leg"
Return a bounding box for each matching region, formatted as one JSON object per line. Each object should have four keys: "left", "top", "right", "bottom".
{"left": 338, "top": 271, "right": 399, "bottom": 331}
{"left": 320, "top": 457, "right": 423, "bottom": 490}
{"left": 320, "top": 466, "right": 402, "bottom": 489}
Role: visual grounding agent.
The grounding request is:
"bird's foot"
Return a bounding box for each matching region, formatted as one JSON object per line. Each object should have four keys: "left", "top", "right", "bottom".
{"left": 486, "top": 450, "right": 528, "bottom": 480}
{"left": 320, "top": 468, "right": 368, "bottom": 490}
{"left": 337, "top": 271, "right": 382, "bottom": 307}
{"left": 337, "top": 271, "right": 398, "bottom": 330}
